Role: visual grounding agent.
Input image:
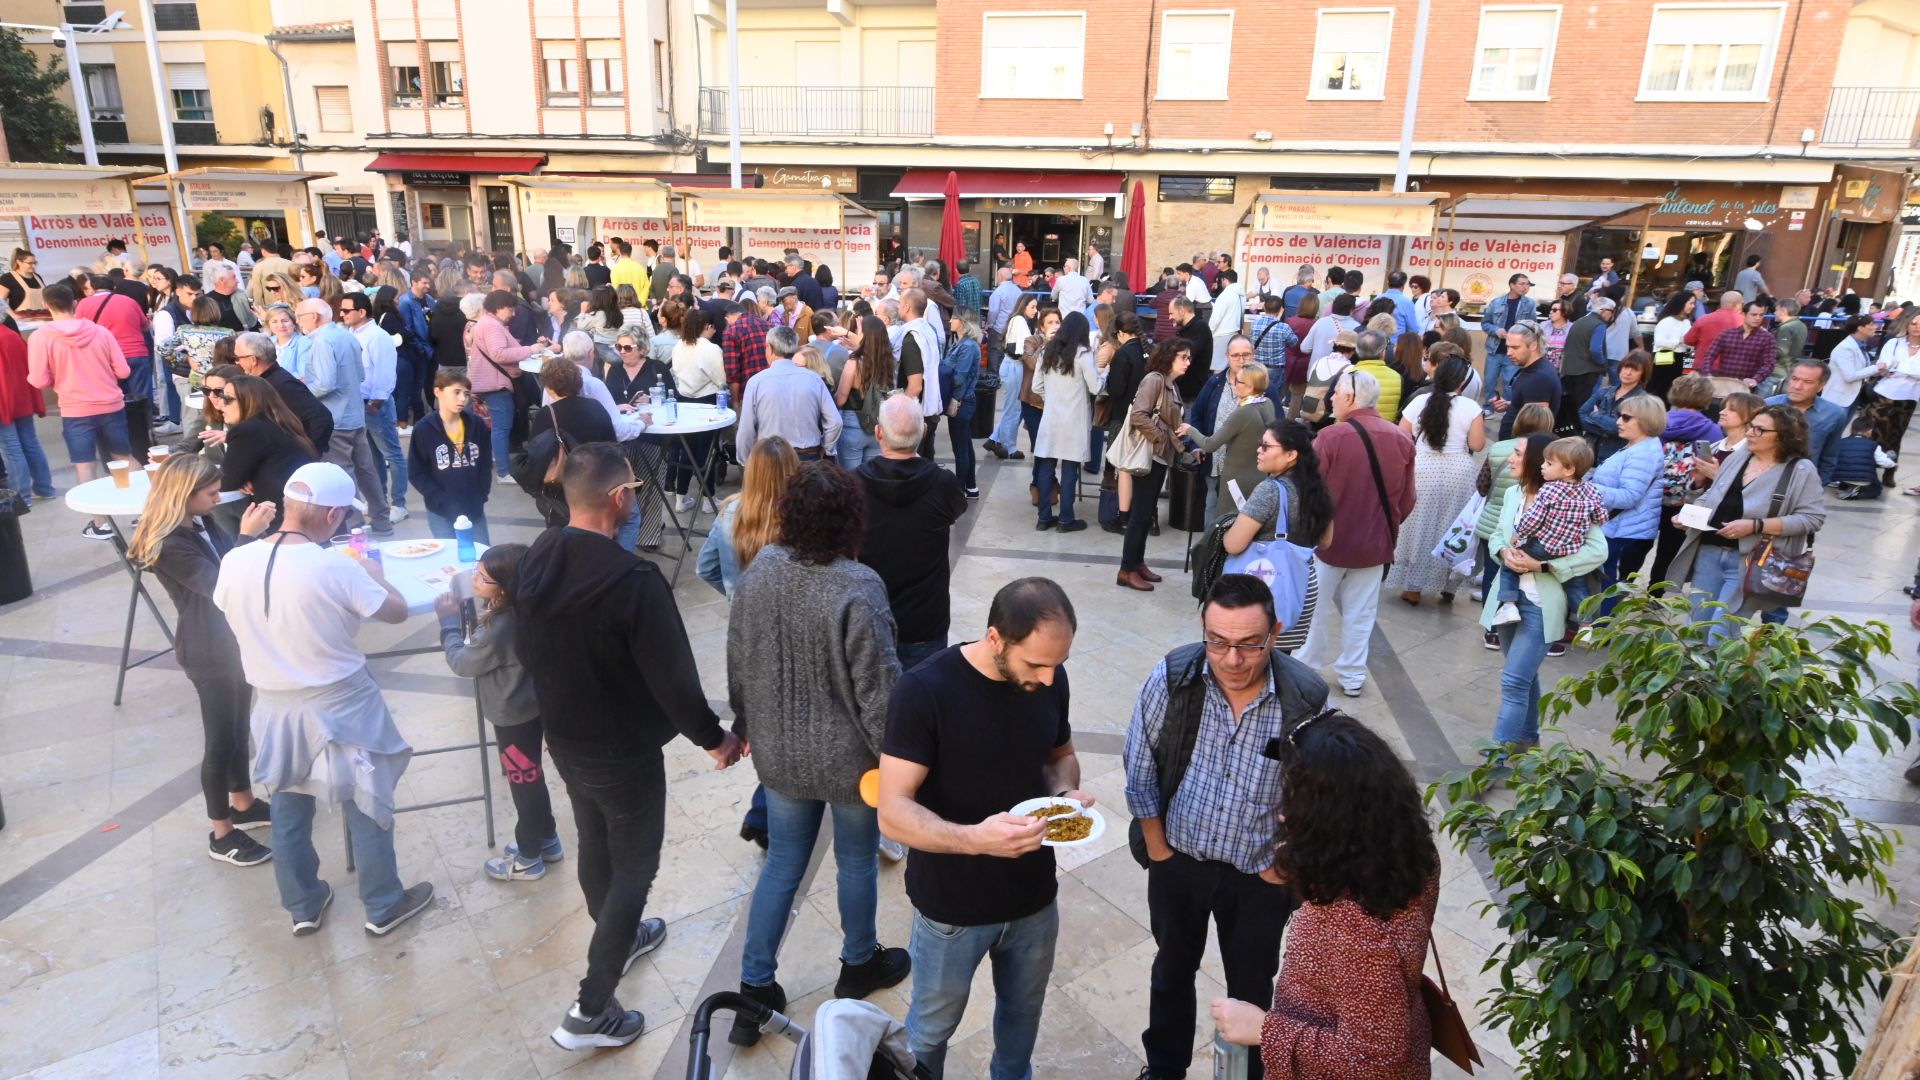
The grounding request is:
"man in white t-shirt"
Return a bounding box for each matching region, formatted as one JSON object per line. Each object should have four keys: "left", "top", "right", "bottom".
{"left": 212, "top": 462, "right": 433, "bottom": 939}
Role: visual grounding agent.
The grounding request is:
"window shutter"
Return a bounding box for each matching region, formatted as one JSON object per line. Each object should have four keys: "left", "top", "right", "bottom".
{"left": 316, "top": 86, "right": 352, "bottom": 132}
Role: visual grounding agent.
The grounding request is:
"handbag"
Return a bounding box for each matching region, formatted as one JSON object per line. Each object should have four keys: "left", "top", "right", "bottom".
{"left": 1421, "top": 931, "right": 1483, "bottom": 1072}
{"left": 1431, "top": 491, "right": 1488, "bottom": 578}
{"left": 1298, "top": 360, "right": 1349, "bottom": 423}
{"left": 1221, "top": 479, "right": 1313, "bottom": 630}
{"left": 1744, "top": 460, "right": 1814, "bottom": 608}
{"left": 1106, "top": 421, "right": 1153, "bottom": 475}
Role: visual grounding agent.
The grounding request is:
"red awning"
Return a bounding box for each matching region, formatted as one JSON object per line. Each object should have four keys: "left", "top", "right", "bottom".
{"left": 365, "top": 153, "right": 545, "bottom": 174}
{"left": 891, "top": 169, "right": 1124, "bottom": 201}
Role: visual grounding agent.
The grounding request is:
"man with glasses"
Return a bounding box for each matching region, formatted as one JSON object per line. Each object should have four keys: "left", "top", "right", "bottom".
{"left": 296, "top": 299, "right": 391, "bottom": 534}
{"left": 1482, "top": 273, "right": 1537, "bottom": 414}
{"left": 1124, "top": 574, "right": 1327, "bottom": 1080}
{"left": 231, "top": 332, "right": 332, "bottom": 451}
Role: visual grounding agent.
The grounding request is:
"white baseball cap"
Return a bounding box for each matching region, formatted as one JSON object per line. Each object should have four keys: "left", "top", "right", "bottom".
{"left": 283, "top": 462, "right": 357, "bottom": 507}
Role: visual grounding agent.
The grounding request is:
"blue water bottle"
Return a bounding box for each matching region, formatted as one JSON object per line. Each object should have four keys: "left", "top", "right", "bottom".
{"left": 454, "top": 514, "right": 476, "bottom": 563}
{"left": 716, "top": 385, "right": 730, "bottom": 413}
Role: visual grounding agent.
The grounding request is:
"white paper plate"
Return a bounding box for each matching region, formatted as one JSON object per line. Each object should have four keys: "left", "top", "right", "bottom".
{"left": 384, "top": 539, "right": 447, "bottom": 559}
{"left": 1009, "top": 796, "right": 1106, "bottom": 848}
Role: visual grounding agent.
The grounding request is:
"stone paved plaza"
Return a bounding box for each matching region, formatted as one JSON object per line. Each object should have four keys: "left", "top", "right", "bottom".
{"left": 2, "top": 416, "right": 1918, "bottom": 1079}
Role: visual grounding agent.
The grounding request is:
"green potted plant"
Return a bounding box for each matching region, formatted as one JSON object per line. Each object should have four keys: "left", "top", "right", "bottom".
{"left": 1436, "top": 591, "right": 1919, "bottom": 1077}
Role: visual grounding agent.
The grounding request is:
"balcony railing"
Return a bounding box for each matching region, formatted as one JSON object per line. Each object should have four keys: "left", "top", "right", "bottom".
{"left": 699, "top": 85, "right": 933, "bottom": 138}
{"left": 90, "top": 118, "right": 128, "bottom": 144}
{"left": 173, "top": 121, "right": 218, "bottom": 145}
{"left": 1823, "top": 86, "right": 1920, "bottom": 149}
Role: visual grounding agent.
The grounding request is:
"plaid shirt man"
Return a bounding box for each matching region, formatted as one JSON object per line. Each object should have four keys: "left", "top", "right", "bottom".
{"left": 721, "top": 312, "right": 772, "bottom": 389}
{"left": 1248, "top": 313, "right": 1298, "bottom": 370}
{"left": 1512, "top": 479, "right": 1608, "bottom": 558}
{"left": 1702, "top": 324, "right": 1778, "bottom": 386}
{"left": 951, "top": 273, "right": 984, "bottom": 315}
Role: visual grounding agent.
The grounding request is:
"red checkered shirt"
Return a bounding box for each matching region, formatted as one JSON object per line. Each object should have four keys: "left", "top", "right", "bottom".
{"left": 1702, "top": 325, "right": 1776, "bottom": 386}
{"left": 722, "top": 313, "right": 772, "bottom": 388}
{"left": 1512, "top": 479, "right": 1608, "bottom": 558}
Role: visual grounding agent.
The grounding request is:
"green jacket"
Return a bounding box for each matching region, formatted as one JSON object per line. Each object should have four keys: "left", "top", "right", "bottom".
{"left": 1478, "top": 484, "right": 1610, "bottom": 642}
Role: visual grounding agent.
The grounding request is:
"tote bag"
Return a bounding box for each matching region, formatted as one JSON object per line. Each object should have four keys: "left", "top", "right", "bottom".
{"left": 1431, "top": 492, "right": 1488, "bottom": 578}
{"left": 1221, "top": 479, "right": 1313, "bottom": 630}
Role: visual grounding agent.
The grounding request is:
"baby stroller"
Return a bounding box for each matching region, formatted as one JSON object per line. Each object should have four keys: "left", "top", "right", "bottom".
{"left": 687, "top": 991, "right": 932, "bottom": 1080}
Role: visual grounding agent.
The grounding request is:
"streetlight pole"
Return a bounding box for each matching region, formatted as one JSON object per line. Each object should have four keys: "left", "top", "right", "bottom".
{"left": 725, "top": 0, "right": 742, "bottom": 189}
{"left": 136, "top": 0, "right": 177, "bottom": 174}
{"left": 1392, "top": 0, "right": 1433, "bottom": 193}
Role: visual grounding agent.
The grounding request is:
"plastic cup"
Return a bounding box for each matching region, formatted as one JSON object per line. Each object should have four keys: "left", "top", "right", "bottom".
{"left": 329, "top": 534, "right": 360, "bottom": 556}
{"left": 143, "top": 463, "right": 160, "bottom": 475}
{"left": 148, "top": 446, "right": 171, "bottom": 464}
{"left": 108, "top": 460, "right": 131, "bottom": 488}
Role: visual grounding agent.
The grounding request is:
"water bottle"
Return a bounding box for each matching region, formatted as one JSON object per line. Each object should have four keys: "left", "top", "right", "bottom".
{"left": 1213, "top": 1032, "right": 1250, "bottom": 1080}
{"left": 350, "top": 527, "right": 367, "bottom": 555}
{"left": 652, "top": 376, "right": 664, "bottom": 404}
{"left": 664, "top": 388, "right": 677, "bottom": 422}
{"left": 715, "top": 386, "right": 730, "bottom": 413}
{"left": 453, "top": 514, "right": 476, "bottom": 563}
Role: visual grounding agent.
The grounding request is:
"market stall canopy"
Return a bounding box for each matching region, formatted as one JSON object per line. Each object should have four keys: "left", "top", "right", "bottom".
{"left": 1434, "top": 193, "right": 1663, "bottom": 233}
{"left": 0, "top": 163, "right": 160, "bottom": 218}
{"left": 680, "top": 189, "right": 855, "bottom": 229}
{"left": 135, "top": 167, "right": 336, "bottom": 213}
{"left": 502, "top": 175, "right": 672, "bottom": 219}
{"left": 1244, "top": 189, "right": 1447, "bottom": 237}
{"left": 891, "top": 170, "right": 1125, "bottom": 203}
{"left": 365, "top": 154, "right": 545, "bottom": 175}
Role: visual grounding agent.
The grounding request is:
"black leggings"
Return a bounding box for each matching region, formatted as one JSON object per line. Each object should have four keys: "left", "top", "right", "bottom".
{"left": 191, "top": 672, "right": 252, "bottom": 821}
{"left": 495, "top": 718, "right": 558, "bottom": 854}
{"left": 1121, "top": 460, "right": 1170, "bottom": 571}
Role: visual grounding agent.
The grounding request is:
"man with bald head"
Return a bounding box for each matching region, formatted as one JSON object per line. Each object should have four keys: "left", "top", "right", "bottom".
{"left": 1683, "top": 290, "right": 1748, "bottom": 354}
{"left": 858, "top": 393, "right": 969, "bottom": 673}
{"left": 297, "top": 299, "right": 391, "bottom": 534}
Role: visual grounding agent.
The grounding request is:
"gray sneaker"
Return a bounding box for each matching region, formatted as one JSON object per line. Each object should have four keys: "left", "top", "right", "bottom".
{"left": 364, "top": 881, "right": 434, "bottom": 936}
{"left": 551, "top": 995, "right": 644, "bottom": 1051}
{"left": 622, "top": 917, "right": 666, "bottom": 975}
{"left": 292, "top": 882, "right": 333, "bottom": 937}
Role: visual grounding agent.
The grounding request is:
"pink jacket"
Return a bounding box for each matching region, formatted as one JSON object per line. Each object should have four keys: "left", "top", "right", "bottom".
{"left": 466, "top": 314, "right": 538, "bottom": 394}
{"left": 75, "top": 291, "right": 151, "bottom": 360}
{"left": 26, "top": 318, "right": 130, "bottom": 418}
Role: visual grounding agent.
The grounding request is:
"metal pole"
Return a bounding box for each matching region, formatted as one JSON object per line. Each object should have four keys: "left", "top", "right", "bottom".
{"left": 137, "top": 0, "right": 179, "bottom": 174}
{"left": 1392, "top": 0, "right": 1432, "bottom": 194}
{"left": 726, "top": 0, "right": 742, "bottom": 189}
{"left": 61, "top": 31, "right": 98, "bottom": 165}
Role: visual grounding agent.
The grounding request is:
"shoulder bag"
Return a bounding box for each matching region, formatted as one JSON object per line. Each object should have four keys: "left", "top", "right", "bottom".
{"left": 1420, "top": 931, "right": 1483, "bottom": 1072}
{"left": 1298, "top": 359, "right": 1349, "bottom": 423}
{"left": 1221, "top": 478, "right": 1313, "bottom": 630}
{"left": 1347, "top": 418, "right": 1402, "bottom": 563}
{"left": 474, "top": 331, "right": 542, "bottom": 446}
{"left": 1744, "top": 459, "right": 1815, "bottom": 608}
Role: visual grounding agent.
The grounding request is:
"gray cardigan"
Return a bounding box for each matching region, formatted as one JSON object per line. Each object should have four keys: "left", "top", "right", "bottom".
{"left": 1667, "top": 449, "right": 1825, "bottom": 615}
{"left": 727, "top": 545, "right": 901, "bottom": 805}
{"left": 439, "top": 607, "right": 540, "bottom": 726}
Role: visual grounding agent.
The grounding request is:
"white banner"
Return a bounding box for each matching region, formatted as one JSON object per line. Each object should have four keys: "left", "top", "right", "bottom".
{"left": 1405, "top": 233, "right": 1565, "bottom": 305}
{"left": 592, "top": 216, "right": 727, "bottom": 281}
{"left": 28, "top": 202, "right": 181, "bottom": 279}
{"left": 1236, "top": 229, "right": 1388, "bottom": 295}
{"left": 741, "top": 215, "right": 877, "bottom": 299}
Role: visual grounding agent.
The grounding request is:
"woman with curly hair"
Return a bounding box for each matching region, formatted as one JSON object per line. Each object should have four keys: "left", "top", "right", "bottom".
{"left": 723, "top": 460, "right": 908, "bottom": 1044}
{"left": 1209, "top": 711, "right": 1441, "bottom": 1078}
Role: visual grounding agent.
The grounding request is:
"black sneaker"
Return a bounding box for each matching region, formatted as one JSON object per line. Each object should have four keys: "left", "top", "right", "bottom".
{"left": 1057, "top": 520, "right": 1088, "bottom": 533}
{"left": 1546, "top": 639, "right": 1569, "bottom": 658}
{"left": 1483, "top": 630, "right": 1502, "bottom": 651}
{"left": 739, "top": 823, "right": 769, "bottom": 850}
{"left": 292, "top": 882, "right": 333, "bottom": 937}
{"left": 208, "top": 829, "right": 272, "bottom": 867}
{"left": 984, "top": 439, "right": 1009, "bottom": 459}
{"left": 1008, "top": 450, "right": 1026, "bottom": 460}
{"left": 81, "top": 522, "right": 114, "bottom": 541}
{"left": 551, "top": 995, "right": 644, "bottom": 1051}
{"left": 964, "top": 488, "right": 980, "bottom": 500}
{"left": 728, "top": 980, "right": 787, "bottom": 1047}
{"left": 227, "top": 800, "right": 271, "bottom": 830}
{"left": 622, "top": 917, "right": 666, "bottom": 976}
{"left": 364, "top": 881, "right": 434, "bottom": 936}
{"left": 833, "top": 944, "right": 911, "bottom": 999}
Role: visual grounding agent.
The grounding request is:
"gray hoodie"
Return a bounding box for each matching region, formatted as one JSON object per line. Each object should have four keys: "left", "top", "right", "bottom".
{"left": 439, "top": 607, "right": 539, "bottom": 726}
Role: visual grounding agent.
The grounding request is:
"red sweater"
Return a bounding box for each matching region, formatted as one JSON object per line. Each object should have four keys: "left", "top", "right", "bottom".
{"left": 0, "top": 325, "right": 45, "bottom": 423}
{"left": 76, "top": 292, "right": 150, "bottom": 360}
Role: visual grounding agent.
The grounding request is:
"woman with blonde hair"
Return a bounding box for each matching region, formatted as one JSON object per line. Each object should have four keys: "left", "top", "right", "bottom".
{"left": 795, "top": 343, "right": 833, "bottom": 386}
{"left": 699, "top": 434, "right": 801, "bottom": 598}
{"left": 128, "top": 454, "right": 279, "bottom": 866}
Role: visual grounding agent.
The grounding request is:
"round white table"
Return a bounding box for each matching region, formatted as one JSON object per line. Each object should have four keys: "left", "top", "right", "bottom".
{"left": 636, "top": 403, "right": 734, "bottom": 585}
{"left": 518, "top": 354, "right": 554, "bottom": 375}
{"left": 333, "top": 538, "right": 488, "bottom": 617}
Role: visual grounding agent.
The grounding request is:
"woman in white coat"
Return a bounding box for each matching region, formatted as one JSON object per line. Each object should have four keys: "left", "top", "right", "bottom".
{"left": 1208, "top": 269, "right": 1247, "bottom": 372}
{"left": 1822, "top": 314, "right": 1878, "bottom": 413}
{"left": 1032, "top": 310, "right": 1108, "bottom": 532}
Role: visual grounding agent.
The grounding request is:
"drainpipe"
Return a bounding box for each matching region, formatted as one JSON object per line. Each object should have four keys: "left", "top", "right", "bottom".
{"left": 266, "top": 35, "right": 303, "bottom": 172}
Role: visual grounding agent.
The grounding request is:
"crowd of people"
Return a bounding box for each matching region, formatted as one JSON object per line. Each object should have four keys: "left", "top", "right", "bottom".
{"left": 4, "top": 221, "right": 1920, "bottom": 1079}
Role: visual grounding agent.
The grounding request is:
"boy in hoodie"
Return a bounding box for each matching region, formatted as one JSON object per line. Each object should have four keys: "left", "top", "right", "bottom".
{"left": 26, "top": 282, "right": 131, "bottom": 539}
{"left": 857, "top": 394, "right": 969, "bottom": 674}
{"left": 515, "top": 442, "right": 747, "bottom": 1052}
{"left": 406, "top": 370, "right": 494, "bottom": 539}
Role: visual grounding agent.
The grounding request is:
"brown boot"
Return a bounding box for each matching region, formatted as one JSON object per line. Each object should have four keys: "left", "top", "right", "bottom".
{"left": 1115, "top": 568, "right": 1155, "bottom": 591}
{"left": 1137, "top": 565, "right": 1164, "bottom": 583}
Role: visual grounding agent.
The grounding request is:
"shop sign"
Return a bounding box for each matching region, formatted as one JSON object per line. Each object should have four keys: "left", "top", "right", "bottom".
{"left": 1833, "top": 167, "right": 1904, "bottom": 223}
{"left": 519, "top": 185, "right": 669, "bottom": 219}
{"left": 1779, "top": 186, "right": 1820, "bottom": 210}
{"left": 1650, "top": 185, "right": 1782, "bottom": 230}
{"left": 756, "top": 166, "right": 856, "bottom": 193}
{"left": 1249, "top": 198, "right": 1435, "bottom": 237}
{"left": 593, "top": 215, "right": 726, "bottom": 272}
{"left": 175, "top": 179, "right": 306, "bottom": 213}
{"left": 973, "top": 197, "right": 1107, "bottom": 215}
{"left": 26, "top": 204, "right": 180, "bottom": 279}
{"left": 1236, "top": 229, "right": 1388, "bottom": 294}
{"left": 684, "top": 195, "right": 841, "bottom": 229}
{"left": 1405, "top": 233, "right": 1566, "bottom": 305}
{"left": 742, "top": 217, "right": 878, "bottom": 294}
{"left": 0, "top": 179, "right": 132, "bottom": 218}
{"left": 402, "top": 171, "right": 473, "bottom": 188}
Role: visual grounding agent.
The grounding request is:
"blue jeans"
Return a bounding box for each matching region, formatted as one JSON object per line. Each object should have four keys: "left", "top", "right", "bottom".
{"left": 425, "top": 510, "right": 491, "bottom": 544}
{"left": 1084, "top": 425, "right": 1104, "bottom": 475}
{"left": 838, "top": 408, "right": 877, "bottom": 470}
{"left": 270, "top": 790, "right": 403, "bottom": 922}
{"left": 1035, "top": 457, "right": 1078, "bottom": 524}
{"left": 897, "top": 638, "right": 947, "bottom": 674}
{"left": 907, "top": 902, "right": 1058, "bottom": 1080}
{"left": 1598, "top": 535, "right": 1655, "bottom": 618}
{"left": 991, "top": 358, "right": 1024, "bottom": 446}
{"left": 1483, "top": 350, "right": 1516, "bottom": 409}
{"left": 366, "top": 397, "right": 408, "bottom": 509}
{"left": 0, "top": 415, "right": 55, "bottom": 497}
{"left": 741, "top": 788, "right": 880, "bottom": 987}
{"left": 949, "top": 404, "right": 977, "bottom": 489}
{"left": 1687, "top": 543, "right": 1748, "bottom": 643}
{"left": 394, "top": 351, "right": 420, "bottom": 425}
{"left": 479, "top": 389, "right": 513, "bottom": 477}
{"left": 59, "top": 410, "right": 131, "bottom": 463}
{"left": 1494, "top": 596, "right": 1547, "bottom": 744}
{"left": 157, "top": 356, "right": 181, "bottom": 423}
{"left": 616, "top": 496, "right": 641, "bottom": 553}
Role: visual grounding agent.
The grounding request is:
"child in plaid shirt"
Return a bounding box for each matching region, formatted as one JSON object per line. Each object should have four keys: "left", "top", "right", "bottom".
{"left": 1493, "top": 437, "right": 1607, "bottom": 625}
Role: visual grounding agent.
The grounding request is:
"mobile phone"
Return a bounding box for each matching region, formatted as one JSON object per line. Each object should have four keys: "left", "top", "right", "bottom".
{"left": 1692, "top": 440, "right": 1716, "bottom": 460}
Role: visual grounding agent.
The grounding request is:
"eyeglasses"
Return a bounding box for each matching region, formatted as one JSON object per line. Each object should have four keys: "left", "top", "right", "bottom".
{"left": 1747, "top": 425, "right": 1776, "bottom": 435}
{"left": 616, "top": 344, "right": 637, "bottom": 353}
{"left": 1204, "top": 635, "right": 1273, "bottom": 658}
{"left": 265, "top": 284, "right": 282, "bottom": 292}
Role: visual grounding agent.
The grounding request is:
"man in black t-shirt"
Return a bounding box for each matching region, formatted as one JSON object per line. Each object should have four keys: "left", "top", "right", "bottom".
{"left": 879, "top": 578, "right": 1090, "bottom": 1080}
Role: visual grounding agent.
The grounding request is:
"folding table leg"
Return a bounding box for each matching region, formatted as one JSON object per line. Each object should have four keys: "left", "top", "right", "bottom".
{"left": 475, "top": 687, "right": 495, "bottom": 849}
{"left": 113, "top": 573, "right": 141, "bottom": 707}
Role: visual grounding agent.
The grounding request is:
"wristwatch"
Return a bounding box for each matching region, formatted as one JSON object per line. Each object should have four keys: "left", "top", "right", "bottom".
{"left": 1538, "top": 561, "right": 1554, "bottom": 575}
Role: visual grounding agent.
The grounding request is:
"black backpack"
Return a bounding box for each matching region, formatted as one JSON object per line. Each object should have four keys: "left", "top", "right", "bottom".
{"left": 1187, "top": 509, "right": 1243, "bottom": 603}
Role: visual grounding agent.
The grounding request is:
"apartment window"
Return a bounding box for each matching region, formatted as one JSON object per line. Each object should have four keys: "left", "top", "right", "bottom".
{"left": 1310, "top": 9, "right": 1392, "bottom": 99}
{"left": 586, "top": 40, "right": 623, "bottom": 107}
{"left": 1640, "top": 3, "right": 1784, "bottom": 101}
{"left": 1158, "top": 176, "right": 1236, "bottom": 203}
{"left": 82, "top": 64, "right": 123, "bottom": 116}
{"left": 1472, "top": 6, "right": 1560, "bottom": 99}
{"left": 428, "top": 41, "right": 463, "bottom": 106}
{"left": 315, "top": 86, "right": 352, "bottom": 132}
{"left": 1157, "top": 11, "right": 1234, "bottom": 100}
{"left": 542, "top": 41, "right": 580, "bottom": 106}
{"left": 152, "top": 1, "right": 199, "bottom": 31}
{"left": 653, "top": 39, "right": 668, "bottom": 111}
{"left": 166, "top": 63, "right": 211, "bottom": 121}
{"left": 980, "top": 12, "right": 1085, "bottom": 99}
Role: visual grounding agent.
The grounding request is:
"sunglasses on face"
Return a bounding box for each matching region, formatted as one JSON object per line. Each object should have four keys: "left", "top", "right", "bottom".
{"left": 616, "top": 344, "right": 637, "bottom": 353}
{"left": 206, "top": 387, "right": 231, "bottom": 401}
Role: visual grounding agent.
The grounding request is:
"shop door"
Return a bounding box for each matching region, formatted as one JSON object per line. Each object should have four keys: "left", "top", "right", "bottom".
{"left": 321, "top": 195, "right": 377, "bottom": 245}
{"left": 485, "top": 187, "right": 514, "bottom": 255}
{"left": 993, "top": 214, "right": 1082, "bottom": 279}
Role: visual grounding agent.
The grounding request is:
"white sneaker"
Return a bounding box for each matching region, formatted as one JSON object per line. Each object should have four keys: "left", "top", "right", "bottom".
{"left": 701, "top": 497, "right": 717, "bottom": 514}
{"left": 674, "top": 494, "right": 696, "bottom": 513}
{"left": 151, "top": 420, "right": 181, "bottom": 436}
{"left": 1469, "top": 586, "right": 1485, "bottom": 602}
{"left": 388, "top": 505, "right": 410, "bottom": 523}
{"left": 877, "top": 837, "right": 908, "bottom": 863}
{"left": 1491, "top": 602, "right": 1522, "bottom": 626}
